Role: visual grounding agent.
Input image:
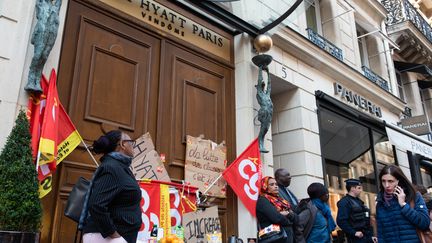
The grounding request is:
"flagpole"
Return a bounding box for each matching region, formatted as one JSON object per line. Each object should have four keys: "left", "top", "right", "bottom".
{"left": 35, "top": 150, "right": 41, "bottom": 172}
{"left": 202, "top": 173, "right": 223, "bottom": 195}
{"left": 80, "top": 138, "right": 99, "bottom": 167}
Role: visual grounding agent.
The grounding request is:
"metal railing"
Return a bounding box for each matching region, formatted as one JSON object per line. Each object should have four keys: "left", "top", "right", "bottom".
{"left": 306, "top": 28, "right": 343, "bottom": 61}
{"left": 382, "top": 0, "right": 432, "bottom": 45}
{"left": 362, "top": 66, "right": 390, "bottom": 91}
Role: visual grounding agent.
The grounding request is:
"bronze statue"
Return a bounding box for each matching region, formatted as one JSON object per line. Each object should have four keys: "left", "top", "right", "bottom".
{"left": 255, "top": 66, "right": 273, "bottom": 153}
{"left": 25, "top": 0, "right": 62, "bottom": 93}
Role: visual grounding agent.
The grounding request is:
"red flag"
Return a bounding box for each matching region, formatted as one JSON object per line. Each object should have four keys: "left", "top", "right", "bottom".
{"left": 222, "top": 138, "right": 262, "bottom": 216}
{"left": 27, "top": 69, "right": 83, "bottom": 198}
{"left": 27, "top": 77, "right": 48, "bottom": 162}
{"left": 37, "top": 69, "right": 59, "bottom": 167}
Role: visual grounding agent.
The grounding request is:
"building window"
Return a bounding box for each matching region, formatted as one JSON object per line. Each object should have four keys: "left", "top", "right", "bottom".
{"left": 357, "top": 26, "right": 370, "bottom": 68}
{"left": 396, "top": 71, "right": 405, "bottom": 101}
{"left": 305, "top": 0, "right": 321, "bottom": 33}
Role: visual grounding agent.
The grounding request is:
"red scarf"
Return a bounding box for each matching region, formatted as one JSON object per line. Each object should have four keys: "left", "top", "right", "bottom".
{"left": 260, "top": 176, "right": 291, "bottom": 211}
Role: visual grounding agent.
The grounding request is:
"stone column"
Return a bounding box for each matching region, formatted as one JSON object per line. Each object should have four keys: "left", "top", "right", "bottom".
{"left": 234, "top": 32, "right": 275, "bottom": 240}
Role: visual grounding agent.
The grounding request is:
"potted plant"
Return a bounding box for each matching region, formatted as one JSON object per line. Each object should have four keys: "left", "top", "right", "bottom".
{"left": 0, "top": 110, "right": 42, "bottom": 242}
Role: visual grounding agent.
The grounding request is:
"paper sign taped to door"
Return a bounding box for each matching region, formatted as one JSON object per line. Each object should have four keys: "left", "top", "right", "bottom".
{"left": 185, "top": 135, "right": 226, "bottom": 197}
{"left": 131, "top": 133, "right": 171, "bottom": 182}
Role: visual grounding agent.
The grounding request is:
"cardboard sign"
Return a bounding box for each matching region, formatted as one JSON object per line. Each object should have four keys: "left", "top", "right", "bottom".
{"left": 185, "top": 135, "right": 227, "bottom": 198}
{"left": 131, "top": 133, "right": 171, "bottom": 182}
{"left": 182, "top": 206, "right": 221, "bottom": 242}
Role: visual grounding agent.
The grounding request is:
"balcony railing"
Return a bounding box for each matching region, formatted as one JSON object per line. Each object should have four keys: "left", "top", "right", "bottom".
{"left": 362, "top": 66, "right": 390, "bottom": 91}
{"left": 306, "top": 28, "right": 343, "bottom": 61}
{"left": 382, "top": 0, "right": 432, "bottom": 45}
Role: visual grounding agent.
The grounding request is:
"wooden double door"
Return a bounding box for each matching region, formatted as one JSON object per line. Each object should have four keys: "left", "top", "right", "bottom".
{"left": 44, "top": 0, "right": 236, "bottom": 242}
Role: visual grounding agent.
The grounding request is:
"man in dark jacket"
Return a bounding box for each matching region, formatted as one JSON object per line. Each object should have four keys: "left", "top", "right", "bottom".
{"left": 275, "top": 168, "right": 298, "bottom": 209}
{"left": 336, "top": 179, "right": 375, "bottom": 243}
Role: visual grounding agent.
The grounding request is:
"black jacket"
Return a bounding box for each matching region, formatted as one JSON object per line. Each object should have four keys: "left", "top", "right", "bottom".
{"left": 83, "top": 153, "right": 142, "bottom": 243}
{"left": 256, "top": 196, "right": 297, "bottom": 243}
{"left": 336, "top": 195, "right": 373, "bottom": 243}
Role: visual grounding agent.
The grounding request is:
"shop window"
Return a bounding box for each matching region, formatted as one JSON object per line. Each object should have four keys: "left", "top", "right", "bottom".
{"left": 420, "top": 161, "right": 432, "bottom": 188}
{"left": 318, "top": 107, "right": 395, "bottom": 241}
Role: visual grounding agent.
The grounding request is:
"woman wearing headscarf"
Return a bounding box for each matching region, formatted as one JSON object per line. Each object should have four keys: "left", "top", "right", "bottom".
{"left": 376, "top": 165, "right": 430, "bottom": 242}
{"left": 256, "top": 176, "right": 297, "bottom": 243}
{"left": 295, "top": 182, "right": 336, "bottom": 243}
{"left": 82, "top": 130, "right": 142, "bottom": 243}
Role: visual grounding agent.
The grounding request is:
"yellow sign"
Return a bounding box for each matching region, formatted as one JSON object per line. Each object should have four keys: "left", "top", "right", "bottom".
{"left": 100, "top": 0, "right": 231, "bottom": 61}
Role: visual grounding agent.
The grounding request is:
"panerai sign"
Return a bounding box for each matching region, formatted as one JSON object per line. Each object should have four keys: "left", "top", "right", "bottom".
{"left": 334, "top": 83, "right": 382, "bottom": 117}
{"left": 401, "top": 115, "right": 430, "bottom": 135}
{"left": 99, "top": 0, "right": 231, "bottom": 61}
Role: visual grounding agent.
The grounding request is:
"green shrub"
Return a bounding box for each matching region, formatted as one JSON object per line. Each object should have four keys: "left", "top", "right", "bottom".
{"left": 0, "top": 110, "right": 42, "bottom": 232}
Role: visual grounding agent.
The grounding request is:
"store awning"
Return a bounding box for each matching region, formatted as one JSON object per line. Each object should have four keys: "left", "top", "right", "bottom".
{"left": 394, "top": 61, "right": 432, "bottom": 76}
{"left": 385, "top": 123, "right": 432, "bottom": 159}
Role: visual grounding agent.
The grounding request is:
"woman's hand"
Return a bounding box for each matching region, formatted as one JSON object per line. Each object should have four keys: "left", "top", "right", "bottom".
{"left": 394, "top": 186, "right": 407, "bottom": 207}
{"left": 280, "top": 210, "right": 289, "bottom": 216}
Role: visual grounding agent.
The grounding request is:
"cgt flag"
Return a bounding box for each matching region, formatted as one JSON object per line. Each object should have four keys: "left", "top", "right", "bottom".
{"left": 38, "top": 102, "right": 83, "bottom": 198}
{"left": 37, "top": 69, "right": 59, "bottom": 167}
{"left": 222, "top": 138, "right": 262, "bottom": 216}
{"left": 27, "top": 69, "right": 82, "bottom": 198}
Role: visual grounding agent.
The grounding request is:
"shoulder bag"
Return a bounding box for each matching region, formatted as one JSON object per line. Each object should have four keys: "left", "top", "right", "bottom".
{"left": 257, "top": 224, "right": 288, "bottom": 243}
{"left": 409, "top": 199, "right": 432, "bottom": 243}
{"left": 64, "top": 176, "right": 91, "bottom": 223}
{"left": 64, "top": 166, "right": 101, "bottom": 226}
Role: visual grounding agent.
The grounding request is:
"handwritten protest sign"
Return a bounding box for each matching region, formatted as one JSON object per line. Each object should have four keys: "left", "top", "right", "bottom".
{"left": 131, "top": 133, "right": 171, "bottom": 182}
{"left": 185, "top": 135, "right": 227, "bottom": 197}
{"left": 182, "top": 206, "right": 221, "bottom": 242}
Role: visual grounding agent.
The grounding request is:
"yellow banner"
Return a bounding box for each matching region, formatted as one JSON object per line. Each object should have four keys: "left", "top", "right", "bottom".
{"left": 38, "top": 130, "right": 82, "bottom": 198}
{"left": 160, "top": 184, "right": 171, "bottom": 236}
{"left": 57, "top": 131, "right": 82, "bottom": 164}
{"left": 38, "top": 138, "right": 56, "bottom": 165}
{"left": 39, "top": 175, "right": 52, "bottom": 198}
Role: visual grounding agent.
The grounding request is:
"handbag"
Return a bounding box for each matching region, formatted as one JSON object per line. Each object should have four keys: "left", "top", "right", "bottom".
{"left": 64, "top": 166, "right": 101, "bottom": 224}
{"left": 409, "top": 199, "right": 432, "bottom": 243}
{"left": 417, "top": 229, "right": 432, "bottom": 243}
{"left": 64, "top": 177, "right": 90, "bottom": 222}
{"left": 257, "top": 224, "right": 288, "bottom": 243}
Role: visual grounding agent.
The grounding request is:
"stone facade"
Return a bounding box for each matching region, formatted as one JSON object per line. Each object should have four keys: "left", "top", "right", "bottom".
{"left": 2, "top": 0, "right": 432, "bottom": 241}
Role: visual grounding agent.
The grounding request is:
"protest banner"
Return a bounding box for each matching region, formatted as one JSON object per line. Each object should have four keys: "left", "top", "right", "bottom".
{"left": 137, "top": 180, "right": 198, "bottom": 241}
{"left": 185, "top": 135, "right": 227, "bottom": 197}
{"left": 182, "top": 206, "right": 221, "bottom": 242}
{"left": 131, "top": 133, "right": 170, "bottom": 182}
{"left": 223, "top": 138, "right": 261, "bottom": 216}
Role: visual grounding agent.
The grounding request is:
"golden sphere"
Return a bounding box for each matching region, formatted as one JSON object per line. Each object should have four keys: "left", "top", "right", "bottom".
{"left": 254, "top": 34, "right": 273, "bottom": 53}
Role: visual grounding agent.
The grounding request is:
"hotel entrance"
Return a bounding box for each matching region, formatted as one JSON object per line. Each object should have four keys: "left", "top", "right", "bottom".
{"left": 42, "top": 0, "right": 236, "bottom": 242}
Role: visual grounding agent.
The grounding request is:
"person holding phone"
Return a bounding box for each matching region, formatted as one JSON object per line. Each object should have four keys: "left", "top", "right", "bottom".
{"left": 376, "top": 165, "right": 430, "bottom": 242}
